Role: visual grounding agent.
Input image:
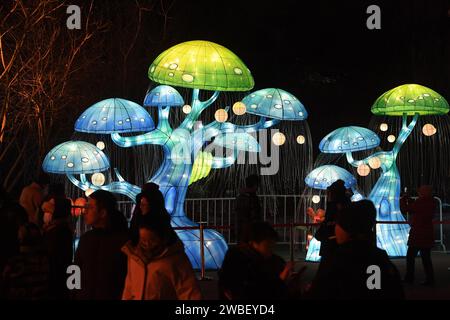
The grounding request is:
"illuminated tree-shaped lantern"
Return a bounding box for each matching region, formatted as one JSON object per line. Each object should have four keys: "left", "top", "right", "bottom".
{"left": 304, "top": 164, "right": 365, "bottom": 262}
{"left": 366, "top": 84, "right": 449, "bottom": 256}
{"left": 43, "top": 40, "right": 311, "bottom": 270}
{"left": 319, "top": 84, "right": 449, "bottom": 257}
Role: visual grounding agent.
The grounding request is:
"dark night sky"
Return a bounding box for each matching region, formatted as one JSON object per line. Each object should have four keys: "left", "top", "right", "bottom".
{"left": 159, "top": 0, "right": 450, "bottom": 151}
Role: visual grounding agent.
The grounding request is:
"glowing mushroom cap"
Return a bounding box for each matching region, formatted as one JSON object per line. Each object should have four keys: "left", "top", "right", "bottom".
{"left": 319, "top": 126, "right": 380, "bottom": 153}
{"left": 241, "top": 88, "right": 308, "bottom": 120}
{"left": 372, "top": 84, "right": 449, "bottom": 116}
{"left": 148, "top": 40, "right": 254, "bottom": 91}
{"left": 75, "top": 98, "right": 154, "bottom": 134}
{"left": 143, "top": 85, "right": 184, "bottom": 107}
{"left": 305, "top": 165, "right": 357, "bottom": 190}
{"left": 42, "top": 141, "right": 110, "bottom": 174}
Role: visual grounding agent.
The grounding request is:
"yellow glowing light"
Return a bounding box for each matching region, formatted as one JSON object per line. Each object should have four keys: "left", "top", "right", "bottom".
{"left": 272, "top": 132, "right": 286, "bottom": 146}
{"left": 422, "top": 123, "right": 437, "bottom": 137}
{"left": 379, "top": 123, "right": 388, "bottom": 132}
{"left": 96, "top": 141, "right": 105, "bottom": 150}
{"left": 232, "top": 101, "right": 246, "bottom": 115}
{"left": 357, "top": 164, "right": 371, "bottom": 177}
{"left": 85, "top": 188, "right": 95, "bottom": 197}
{"left": 182, "top": 104, "right": 192, "bottom": 114}
{"left": 91, "top": 173, "right": 105, "bottom": 186}
{"left": 296, "top": 135, "right": 306, "bottom": 144}
{"left": 387, "top": 135, "right": 396, "bottom": 143}
{"left": 214, "top": 109, "right": 228, "bottom": 123}
{"left": 312, "top": 195, "right": 321, "bottom": 204}
{"left": 368, "top": 157, "right": 381, "bottom": 169}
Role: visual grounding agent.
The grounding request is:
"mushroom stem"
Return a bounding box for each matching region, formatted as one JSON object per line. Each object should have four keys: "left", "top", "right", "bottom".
{"left": 345, "top": 152, "right": 369, "bottom": 168}
{"left": 156, "top": 106, "right": 173, "bottom": 135}
{"left": 180, "top": 89, "right": 220, "bottom": 131}
{"left": 393, "top": 113, "right": 419, "bottom": 156}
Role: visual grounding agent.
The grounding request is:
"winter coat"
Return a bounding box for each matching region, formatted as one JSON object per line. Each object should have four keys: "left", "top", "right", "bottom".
{"left": 235, "top": 188, "right": 262, "bottom": 243}
{"left": 218, "top": 244, "right": 288, "bottom": 300}
{"left": 121, "top": 240, "right": 202, "bottom": 300}
{"left": 43, "top": 218, "right": 74, "bottom": 299}
{"left": 306, "top": 240, "right": 404, "bottom": 300}
{"left": 19, "top": 182, "right": 45, "bottom": 225}
{"left": 406, "top": 197, "right": 436, "bottom": 248}
{"left": 73, "top": 228, "right": 128, "bottom": 300}
{"left": 316, "top": 202, "right": 340, "bottom": 257}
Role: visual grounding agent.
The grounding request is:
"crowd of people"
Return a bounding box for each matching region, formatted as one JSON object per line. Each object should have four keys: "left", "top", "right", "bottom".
{"left": 0, "top": 171, "right": 438, "bottom": 300}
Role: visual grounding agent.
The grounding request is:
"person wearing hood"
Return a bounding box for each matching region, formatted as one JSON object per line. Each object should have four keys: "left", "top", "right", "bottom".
{"left": 235, "top": 174, "right": 262, "bottom": 243}
{"left": 121, "top": 214, "right": 201, "bottom": 300}
{"left": 402, "top": 185, "right": 436, "bottom": 286}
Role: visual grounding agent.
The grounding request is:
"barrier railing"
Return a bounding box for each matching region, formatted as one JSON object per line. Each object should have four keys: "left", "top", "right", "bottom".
{"left": 74, "top": 195, "right": 447, "bottom": 250}
{"left": 173, "top": 220, "right": 450, "bottom": 275}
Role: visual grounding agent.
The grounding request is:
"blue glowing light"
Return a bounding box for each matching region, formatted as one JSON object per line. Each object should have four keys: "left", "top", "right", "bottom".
{"left": 42, "top": 141, "right": 110, "bottom": 174}
{"left": 319, "top": 126, "right": 380, "bottom": 153}
{"left": 305, "top": 165, "right": 357, "bottom": 190}
{"left": 75, "top": 98, "right": 154, "bottom": 134}
{"left": 242, "top": 88, "right": 308, "bottom": 120}
{"left": 213, "top": 132, "right": 260, "bottom": 152}
{"left": 143, "top": 85, "right": 185, "bottom": 107}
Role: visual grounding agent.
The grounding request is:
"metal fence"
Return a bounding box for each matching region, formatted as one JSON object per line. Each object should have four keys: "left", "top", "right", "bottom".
{"left": 72, "top": 195, "right": 447, "bottom": 252}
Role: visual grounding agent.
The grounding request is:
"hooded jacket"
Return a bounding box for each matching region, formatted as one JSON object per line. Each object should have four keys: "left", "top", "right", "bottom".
{"left": 121, "top": 240, "right": 202, "bottom": 300}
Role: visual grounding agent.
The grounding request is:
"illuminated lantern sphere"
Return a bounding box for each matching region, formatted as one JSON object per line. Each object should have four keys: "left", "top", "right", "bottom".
{"left": 357, "top": 164, "right": 371, "bottom": 177}
{"left": 387, "top": 135, "right": 396, "bottom": 143}
{"left": 85, "top": 188, "right": 94, "bottom": 197}
{"left": 379, "top": 123, "right": 388, "bottom": 132}
{"left": 422, "top": 123, "right": 437, "bottom": 136}
{"left": 214, "top": 109, "right": 228, "bottom": 123}
{"left": 91, "top": 173, "right": 105, "bottom": 186}
{"left": 96, "top": 141, "right": 105, "bottom": 150}
{"left": 182, "top": 104, "right": 192, "bottom": 114}
{"left": 368, "top": 156, "right": 382, "bottom": 169}
{"left": 312, "top": 195, "right": 321, "bottom": 204}
{"left": 232, "top": 101, "right": 246, "bottom": 115}
{"left": 296, "top": 135, "right": 306, "bottom": 144}
{"left": 272, "top": 132, "right": 286, "bottom": 146}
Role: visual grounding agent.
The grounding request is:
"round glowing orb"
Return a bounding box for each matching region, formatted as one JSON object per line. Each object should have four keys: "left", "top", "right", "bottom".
{"left": 96, "top": 141, "right": 105, "bottom": 150}
{"left": 379, "top": 123, "right": 388, "bottom": 132}
{"left": 357, "top": 164, "right": 371, "bottom": 177}
{"left": 422, "top": 123, "right": 437, "bottom": 136}
{"left": 232, "top": 102, "right": 246, "bottom": 115}
{"left": 296, "top": 135, "right": 306, "bottom": 144}
{"left": 214, "top": 109, "right": 228, "bottom": 123}
{"left": 272, "top": 132, "right": 286, "bottom": 146}
{"left": 387, "top": 135, "right": 396, "bottom": 143}
{"left": 368, "top": 156, "right": 382, "bottom": 169}
{"left": 182, "top": 104, "right": 192, "bottom": 114}
{"left": 91, "top": 173, "right": 105, "bottom": 186}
